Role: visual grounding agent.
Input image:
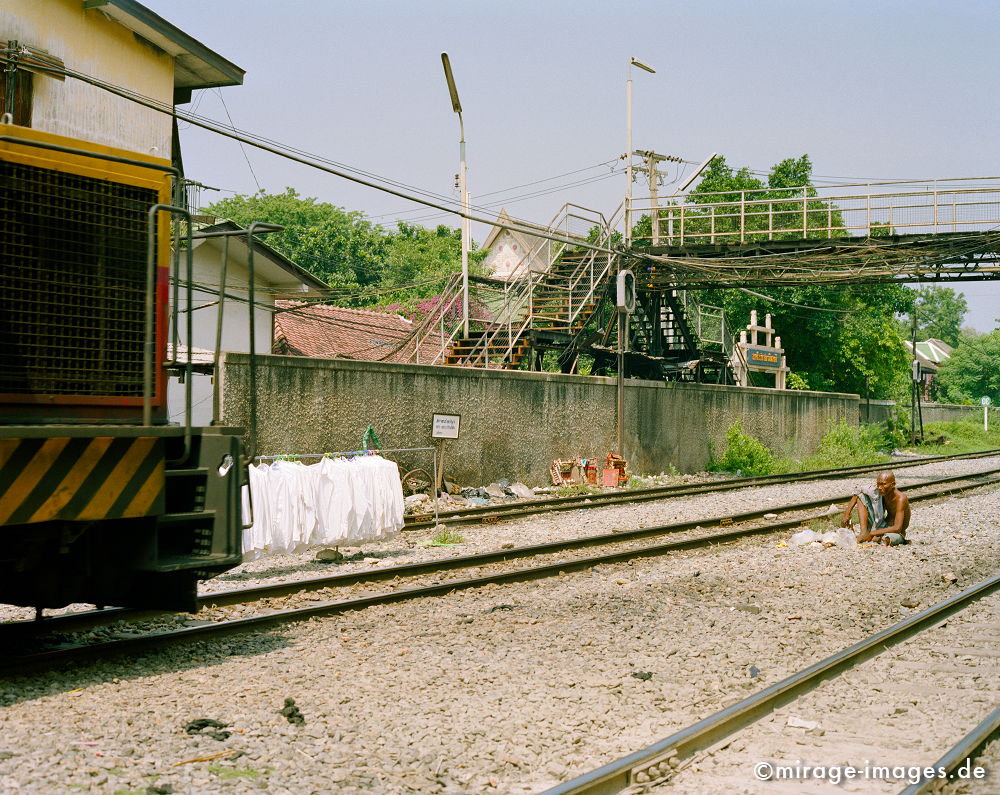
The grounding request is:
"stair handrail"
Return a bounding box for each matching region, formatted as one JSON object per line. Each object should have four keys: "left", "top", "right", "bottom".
{"left": 549, "top": 201, "right": 622, "bottom": 329}
{"left": 402, "top": 271, "right": 466, "bottom": 365}
{"left": 459, "top": 202, "right": 602, "bottom": 366}
{"left": 456, "top": 274, "right": 534, "bottom": 366}
{"left": 492, "top": 202, "right": 598, "bottom": 285}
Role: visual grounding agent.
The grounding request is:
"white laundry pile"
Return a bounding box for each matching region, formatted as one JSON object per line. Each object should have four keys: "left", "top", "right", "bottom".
{"left": 242, "top": 454, "right": 404, "bottom": 559}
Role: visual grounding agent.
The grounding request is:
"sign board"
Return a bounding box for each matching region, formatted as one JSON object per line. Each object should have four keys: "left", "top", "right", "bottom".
{"left": 431, "top": 413, "right": 461, "bottom": 439}
{"left": 982, "top": 396, "right": 992, "bottom": 407}
{"left": 747, "top": 348, "right": 782, "bottom": 368}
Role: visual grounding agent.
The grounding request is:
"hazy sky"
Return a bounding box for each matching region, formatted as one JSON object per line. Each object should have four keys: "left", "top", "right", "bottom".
{"left": 144, "top": 0, "right": 999, "bottom": 332}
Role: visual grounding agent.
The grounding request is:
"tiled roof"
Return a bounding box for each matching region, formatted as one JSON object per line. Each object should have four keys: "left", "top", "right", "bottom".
{"left": 273, "top": 301, "right": 448, "bottom": 365}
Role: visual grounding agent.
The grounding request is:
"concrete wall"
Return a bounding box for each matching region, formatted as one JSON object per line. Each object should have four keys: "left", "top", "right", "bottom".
{"left": 919, "top": 402, "right": 999, "bottom": 425}
{"left": 860, "top": 400, "right": 999, "bottom": 427}
{"left": 219, "top": 354, "right": 860, "bottom": 484}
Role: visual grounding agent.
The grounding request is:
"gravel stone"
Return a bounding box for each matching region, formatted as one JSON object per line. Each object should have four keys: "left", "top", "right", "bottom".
{"left": 1, "top": 456, "right": 998, "bottom": 793}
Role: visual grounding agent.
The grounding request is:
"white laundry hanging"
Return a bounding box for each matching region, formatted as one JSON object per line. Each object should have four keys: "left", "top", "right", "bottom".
{"left": 242, "top": 453, "right": 404, "bottom": 559}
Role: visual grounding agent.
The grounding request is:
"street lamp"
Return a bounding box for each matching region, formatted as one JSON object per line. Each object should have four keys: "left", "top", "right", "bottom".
{"left": 441, "top": 52, "right": 470, "bottom": 337}
{"left": 625, "top": 56, "right": 655, "bottom": 247}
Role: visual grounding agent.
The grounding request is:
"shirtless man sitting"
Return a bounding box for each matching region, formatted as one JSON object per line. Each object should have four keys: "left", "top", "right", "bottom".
{"left": 840, "top": 470, "right": 910, "bottom": 545}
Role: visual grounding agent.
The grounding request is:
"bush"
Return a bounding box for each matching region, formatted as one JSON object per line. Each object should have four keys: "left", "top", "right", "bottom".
{"left": 799, "top": 421, "right": 888, "bottom": 470}
{"left": 709, "top": 421, "right": 779, "bottom": 476}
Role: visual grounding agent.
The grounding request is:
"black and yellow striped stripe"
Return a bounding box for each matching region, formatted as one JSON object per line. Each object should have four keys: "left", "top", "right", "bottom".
{"left": 0, "top": 436, "right": 164, "bottom": 525}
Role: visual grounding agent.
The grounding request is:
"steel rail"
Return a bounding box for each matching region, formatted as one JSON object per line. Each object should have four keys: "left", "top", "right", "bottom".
{"left": 541, "top": 573, "right": 1000, "bottom": 795}
{"left": 898, "top": 706, "right": 1000, "bottom": 795}
{"left": 405, "top": 449, "right": 1000, "bottom": 530}
{"left": 10, "top": 464, "right": 1000, "bottom": 638}
{"left": 5, "top": 470, "right": 999, "bottom": 672}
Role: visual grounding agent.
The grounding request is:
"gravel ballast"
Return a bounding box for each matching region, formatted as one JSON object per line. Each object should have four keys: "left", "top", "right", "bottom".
{"left": 0, "top": 457, "right": 998, "bottom": 793}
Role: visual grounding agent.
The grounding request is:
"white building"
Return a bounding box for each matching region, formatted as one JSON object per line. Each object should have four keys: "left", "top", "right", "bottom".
{"left": 168, "top": 221, "right": 330, "bottom": 426}
{"left": 480, "top": 209, "right": 555, "bottom": 281}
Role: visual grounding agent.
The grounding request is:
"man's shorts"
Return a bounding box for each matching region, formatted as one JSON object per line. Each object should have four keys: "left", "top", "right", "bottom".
{"left": 882, "top": 533, "right": 906, "bottom": 546}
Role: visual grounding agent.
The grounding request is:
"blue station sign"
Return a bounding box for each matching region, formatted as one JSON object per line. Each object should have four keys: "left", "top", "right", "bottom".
{"left": 747, "top": 348, "right": 782, "bottom": 368}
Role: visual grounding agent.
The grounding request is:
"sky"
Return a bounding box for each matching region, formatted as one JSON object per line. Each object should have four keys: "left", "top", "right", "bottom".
{"left": 143, "top": 0, "right": 999, "bottom": 332}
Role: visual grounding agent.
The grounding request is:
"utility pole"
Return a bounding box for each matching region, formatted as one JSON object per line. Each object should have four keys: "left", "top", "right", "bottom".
{"left": 634, "top": 149, "right": 682, "bottom": 245}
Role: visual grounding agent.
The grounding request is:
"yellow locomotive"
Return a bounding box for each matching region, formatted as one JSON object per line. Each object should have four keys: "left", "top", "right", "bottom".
{"left": 0, "top": 123, "right": 244, "bottom": 612}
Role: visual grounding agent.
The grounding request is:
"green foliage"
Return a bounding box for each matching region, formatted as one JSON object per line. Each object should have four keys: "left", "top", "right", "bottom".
{"left": 208, "top": 764, "right": 268, "bottom": 780}
{"left": 799, "top": 421, "right": 889, "bottom": 470}
{"left": 205, "top": 189, "right": 486, "bottom": 305}
{"left": 381, "top": 221, "right": 487, "bottom": 303}
{"left": 206, "top": 189, "right": 388, "bottom": 294}
{"left": 786, "top": 371, "right": 810, "bottom": 390}
{"left": 868, "top": 222, "right": 895, "bottom": 237}
{"left": 934, "top": 329, "right": 1000, "bottom": 404}
{"left": 705, "top": 283, "right": 912, "bottom": 399}
{"left": 709, "top": 420, "right": 779, "bottom": 476}
{"left": 881, "top": 405, "right": 912, "bottom": 450}
{"left": 426, "top": 527, "right": 464, "bottom": 545}
{"left": 683, "top": 154, "right": 847, "bottom": 243}
{"left": 667, "top": 155, "right": 916, "bottom": 399}
{"left": 906, "top": 286, "right": 967, "bottom": 347}
{"left": 912, "top": 419, "right": 1000, "bottom": 454}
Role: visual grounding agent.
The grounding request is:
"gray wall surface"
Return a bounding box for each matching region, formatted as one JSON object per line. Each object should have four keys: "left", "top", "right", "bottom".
{"left": 919, "top": 403, "right": 999, "bottom": 424}
{"left": 219, "top": 353, "right": 860, "bottom": 484}
{"left": 860, "top": 400, "right": 999, "bottom": 427}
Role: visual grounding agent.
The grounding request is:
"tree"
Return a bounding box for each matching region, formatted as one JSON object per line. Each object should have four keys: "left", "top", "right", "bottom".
{"left": 906, "top": 285, "right": 968, "bottom": 347}
{"left": 381, "top": 222, "right": 487, "bottom": 303}
{"left": 204, "top": 188, "right": 485, "bottom": 305}
{"left": 679, "top": 154, "right": 846, "bottom": 243}
{"left": 703, "top": 283, "right": 912, "bottom": 398}
{"left": 934, "top": 329, "right": 1000, "bottom": 404}
{"left": 206, "top": 189, "right": 389, "bottom": 292}
{"left": 669, "top": 154, "right": 909, "bottom": 398}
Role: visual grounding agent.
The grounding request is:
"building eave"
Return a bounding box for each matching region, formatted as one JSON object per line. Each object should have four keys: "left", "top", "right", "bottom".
{"left": 83, "top": 0, "right": 245, "bottom": 91}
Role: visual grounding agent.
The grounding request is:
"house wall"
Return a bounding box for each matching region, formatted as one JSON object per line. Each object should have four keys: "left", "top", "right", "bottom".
{"left": 1, "top": 0, "right": 173, "bottom": 154}
{"left": 167, "top": 244, "right": 276, "bottom": 426}
{"left": 219, "top": 354, "right": 859, "bottom": 483}
{"left": 483, "top": 228, "right": 551, "bottom": 280}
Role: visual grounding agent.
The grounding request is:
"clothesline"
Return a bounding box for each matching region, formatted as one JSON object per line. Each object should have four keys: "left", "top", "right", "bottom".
{"left": 254, "top": 446, "right": 436, "bottom": 461}
{"left": 244, "top": 455, "right": 406, "bottom": 559}
{"left": 252, "top": 446, "right": 439, "bottom": 526}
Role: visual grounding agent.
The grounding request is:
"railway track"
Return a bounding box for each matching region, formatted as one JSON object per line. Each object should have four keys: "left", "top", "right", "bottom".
{"left": 5, "top": 464, "right": 999, "bottom": 672}
{"left": 405, "top": 449, "right": 1000, "bottom": 531}
{"left": 542, "top": 574, "right": 1000, "bottom": 795}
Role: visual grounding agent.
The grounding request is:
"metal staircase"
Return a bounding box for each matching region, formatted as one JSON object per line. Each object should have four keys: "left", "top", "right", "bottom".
{"left": 433, "top": 203, "right": 620, "bottom": 369}
{"left": 398, "top": 202, "right": 744, "bottom": 382}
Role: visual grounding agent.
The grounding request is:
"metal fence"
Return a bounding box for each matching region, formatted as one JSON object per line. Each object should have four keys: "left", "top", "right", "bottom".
{"left": 626, "top": 176, "right": 1000, "bottom": 246}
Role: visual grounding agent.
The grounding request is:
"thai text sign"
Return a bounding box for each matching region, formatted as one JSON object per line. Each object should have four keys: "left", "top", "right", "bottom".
{"left": 747, "top": 348, "right": 782, "bottom": 368}
{"left": 432, "top": 413, "right": 461, "bottom": 439}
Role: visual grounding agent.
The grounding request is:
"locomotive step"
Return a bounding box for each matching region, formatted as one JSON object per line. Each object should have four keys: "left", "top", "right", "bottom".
{"left": 157, "top": 510, "right": 217, "bottom": 525}
{"left": 147, "top": 552, "right": 241, "bottom": 573}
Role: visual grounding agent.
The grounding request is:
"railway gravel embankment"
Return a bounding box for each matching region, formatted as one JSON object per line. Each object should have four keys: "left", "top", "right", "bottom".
{"left": 0, "top": 456, "right": 998, "bottom": 793}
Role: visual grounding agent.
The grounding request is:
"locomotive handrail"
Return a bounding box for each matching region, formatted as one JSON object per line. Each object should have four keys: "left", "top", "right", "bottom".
{"left": 147, "top": 204, "right": 194, "bottom": 466}
{"left": 245, "top": 222, "right": 284, "bottom": 460}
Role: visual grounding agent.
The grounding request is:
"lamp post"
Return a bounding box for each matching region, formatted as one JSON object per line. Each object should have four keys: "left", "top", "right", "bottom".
{"left": 625, "top": 56, "right": 655, "bottom": 247}
{"left": 441, "top": 52, "right": 470, "bottom": 337}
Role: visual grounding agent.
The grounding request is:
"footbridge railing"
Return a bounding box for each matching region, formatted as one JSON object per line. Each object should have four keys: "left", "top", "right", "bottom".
{"left": 453, "top": 202, "right": 621, "bottom": 367}
{"left": 626, "top": 176, "right": 1000, "bottom": 247}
